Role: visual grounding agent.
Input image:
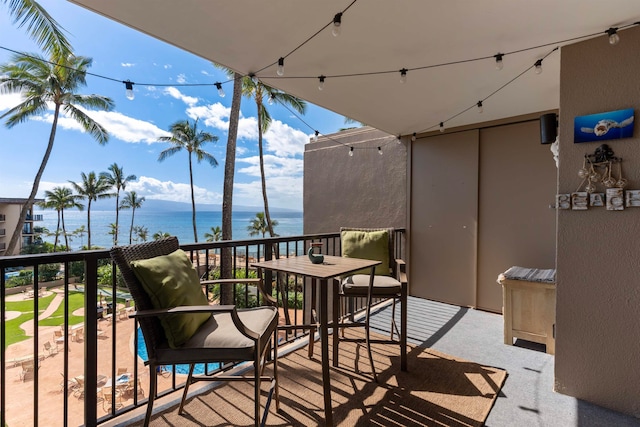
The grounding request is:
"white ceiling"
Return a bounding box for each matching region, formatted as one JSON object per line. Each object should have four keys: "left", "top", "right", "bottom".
{"left": 68, "top": 0, "right": 640, "bottom": 137}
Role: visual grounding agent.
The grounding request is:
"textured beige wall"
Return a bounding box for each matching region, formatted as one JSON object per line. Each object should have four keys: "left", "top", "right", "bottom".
{"left": 303, "top": 127, "right": 407, "bottom": 234}
{"left": 555, "top": 27, "right": 640, "bottom": 417}
{"left": 0, "top": 203, "right": 21, "bottom": 255}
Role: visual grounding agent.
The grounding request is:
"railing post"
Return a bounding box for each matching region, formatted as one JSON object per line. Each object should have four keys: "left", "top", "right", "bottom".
{"left": 84, "top": 254, "right": 99, "bottom": 427}
{"left": 264, "top": 242, "right": 274, "bottom": 296}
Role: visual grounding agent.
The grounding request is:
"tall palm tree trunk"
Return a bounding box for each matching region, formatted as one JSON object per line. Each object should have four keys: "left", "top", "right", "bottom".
{"left": 6, "top": 104, "right": 60, "bottom": 255}
{"left": 86, "top": 199, "right": 92, "bottom": 249}
{"left": 256, "top": 101, "right": 275, "bottom": 238}
{"left": 54, "top": 209, "right": 61, "bottom": 250}
{"left": 129, "top": 205, "right": 137, "bottom": 244}
{"left": 114, "top": 192, "right": 120, "bottom": 244}
{"left": 188, "top": 154, "right": 198, "bottom": 242}
{"left": 220, "top": 73, "right": 242, "bottom": 305}
{"left": 61, "top": 208, "right": 69, "bottom": 250}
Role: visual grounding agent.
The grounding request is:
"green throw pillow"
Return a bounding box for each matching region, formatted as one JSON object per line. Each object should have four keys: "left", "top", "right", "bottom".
{"left": 130, "top": 249, "right": 209, "bottom": 348}
{"left": 341, "top": 230, "right": 390, "bottom": 276}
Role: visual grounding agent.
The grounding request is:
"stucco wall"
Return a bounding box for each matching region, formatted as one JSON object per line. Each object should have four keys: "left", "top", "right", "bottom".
{"left": 555, "top": 27, "right": 640, "bottom": 417}
{"left": 303, "top": 127, "right": 407, "bottom": 234}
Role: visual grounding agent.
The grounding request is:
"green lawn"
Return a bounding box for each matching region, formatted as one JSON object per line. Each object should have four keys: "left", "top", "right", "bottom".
{"left": 4, "top": 291, "right": 87, "bottom": 348}
{"left": 4, "top": 293, "right": 56, "bottom": 348}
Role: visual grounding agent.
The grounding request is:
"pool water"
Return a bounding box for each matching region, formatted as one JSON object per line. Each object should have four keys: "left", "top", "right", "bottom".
{"left": 136, "top": 328, "right": 220, "bottom": 375}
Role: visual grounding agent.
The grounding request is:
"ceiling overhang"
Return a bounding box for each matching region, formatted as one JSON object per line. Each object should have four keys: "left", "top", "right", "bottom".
{"left": 68, "top": 0, "right": 640, "bottom": 137}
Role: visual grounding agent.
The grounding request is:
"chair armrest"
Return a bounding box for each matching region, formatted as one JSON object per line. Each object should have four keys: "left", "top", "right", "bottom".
{"left": 130, "top": 304, "right": 262, "bottom": 340}
{"left": 395, "top": 258, "right": 407, "bottom": 284}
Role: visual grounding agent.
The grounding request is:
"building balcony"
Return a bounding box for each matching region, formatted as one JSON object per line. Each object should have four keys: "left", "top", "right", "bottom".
{"left": 0, "top": 228, "right": 5, "bottom": 236}
{"left": 0, "top": 214, "right": 5, "bottom": 222}
{"left": 0, "top": 232, "right": 636, "bottom": 427}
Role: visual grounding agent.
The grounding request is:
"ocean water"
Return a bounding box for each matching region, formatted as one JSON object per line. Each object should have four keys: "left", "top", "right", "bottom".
{"left": 34, "top": 209, "right": 303, "bottom": 250}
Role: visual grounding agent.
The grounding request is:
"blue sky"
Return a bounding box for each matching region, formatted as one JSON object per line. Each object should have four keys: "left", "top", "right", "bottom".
{"left": 0, "top": 0, "right": 348, "bottom": 211}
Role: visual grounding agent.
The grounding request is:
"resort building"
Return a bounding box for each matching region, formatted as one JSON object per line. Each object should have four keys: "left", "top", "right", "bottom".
{"left": 0, "top": 198, "right": 43, "bottom": 256}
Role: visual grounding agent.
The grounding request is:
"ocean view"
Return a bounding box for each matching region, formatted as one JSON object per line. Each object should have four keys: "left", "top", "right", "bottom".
{"left": 34, "top": 209, "right": 303, "bottom": 250}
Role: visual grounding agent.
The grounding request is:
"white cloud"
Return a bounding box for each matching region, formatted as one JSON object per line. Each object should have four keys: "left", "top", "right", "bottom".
{"left": 234, "top": 175, "right": 302, "bottom": 210}
{"left": 0, "top": 93, "right": 23, "bottom": 111}
{"left": 121, "top": 63, "right": 135, "bottom": 67}
{"left": 186, "top": 102, "right": 258, "bottom": 139}
{"left": 163, "top": 64, "right": 172, "bottom": 69}
{"left": 127, "top": 176, "right": 222, "bottom": 204}
{"left": 164, "top": 86, "right": 198, "bottom": 106}
{"left": 176, "top": 74, "right": 186, "bottom": 84}
{"left": 237, "top": 155, "right": 303, "bottom": 178}
{"left": 31, "top": 109, "right": 170, "bottom": 143}
{"left": 263, "top": 120, "right": 309, "bottom": 157}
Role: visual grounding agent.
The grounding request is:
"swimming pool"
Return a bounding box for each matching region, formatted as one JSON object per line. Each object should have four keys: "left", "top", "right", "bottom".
{"left": 136, "top": 328, "right": 220, "bottom": 375}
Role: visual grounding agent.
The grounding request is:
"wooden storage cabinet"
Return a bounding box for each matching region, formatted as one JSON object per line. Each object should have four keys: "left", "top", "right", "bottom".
{"left": 498, "top": 273, "right": 556, "bottom": 355}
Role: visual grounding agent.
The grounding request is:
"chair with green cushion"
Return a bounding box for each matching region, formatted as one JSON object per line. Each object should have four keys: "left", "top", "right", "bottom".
{"left": 110, "top": 237, "right": 279, "bottom": 427}
{"left": 333, "top": 227, "right": 408, "bottom": 381}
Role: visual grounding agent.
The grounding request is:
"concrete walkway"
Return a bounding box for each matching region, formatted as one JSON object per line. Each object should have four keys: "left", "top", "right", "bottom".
{"left": 19, "top": 289, "right": 65, "bottom": 337}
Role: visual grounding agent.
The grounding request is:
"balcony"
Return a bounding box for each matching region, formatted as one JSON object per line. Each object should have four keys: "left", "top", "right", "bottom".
{"left": 0, "top": 214, "right": 5, "bottom": 222}
{"left": 0, "top": 228, "right": 5, "bottom": 236}
{"left": 0, "top": 232, "right": 635, "bottom": 427}
{"left": 24, "top": 214, "right": 44, "bottom": 222}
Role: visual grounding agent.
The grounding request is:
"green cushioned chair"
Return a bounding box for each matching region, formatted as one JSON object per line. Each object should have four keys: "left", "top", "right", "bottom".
{"left": 110, "top": 237, "right": 279, "bottom": 427}
{"left": 334, "top": 227, "right": 408, "bottom": 381}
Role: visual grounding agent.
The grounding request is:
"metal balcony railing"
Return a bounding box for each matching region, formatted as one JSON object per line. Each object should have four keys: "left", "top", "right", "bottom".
{"left": 0, "top": 229, "right": 5, "bottom": 236}
{"left": 0, "top": 230, "right": 406, "bottom": 426}
{"left": 0, "top": 214, "right": 5, "bottom": 222}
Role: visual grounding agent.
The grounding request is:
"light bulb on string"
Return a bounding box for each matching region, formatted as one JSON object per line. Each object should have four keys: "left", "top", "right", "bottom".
{"left": 249, "top": 73, "right": 258, "bottom": 84}
{"left": 411, "top": 133, "right": 416, "bottom": 142}
{"left": 313, "top": 130, "right": 319, "bottom": 142}
{"left": 477, "top": 101, "right": 483, "bottom": 113}
{"left": 378, "top": 147, "right": 383, "bottom": 155}
{"left": 534, "top": 59, "right": 543, "bottom": 74}
{"left": 439, "top": 122, "right": 445, "bottom": 133}
{"left": 348, "top": 146, "right": 354, "bottom": 157}
{"left": 215, "top": 82, "right": 225, "bottom": 98}
{"left": 277, "top": 57, "right": 285, "bottom": 76}
{"left": 399, "top": 68, "right": 408, "bottom": 84}
{"left": 124, "top": 80, "right": 134, "bottom": 100}
{"left": 606, "top": 28, "right": 620, "bottom": 45}
{"left": 268, "top": 94, "right": 274, "bottom": 105}
{"left": 494, "top": 53, "right": 504, "bottom": 70}
{"left": 318, "top": 75, "right": 325, "bottom": 91}
{"left": 332, "top": 12, "right": 342, "bottom": 37}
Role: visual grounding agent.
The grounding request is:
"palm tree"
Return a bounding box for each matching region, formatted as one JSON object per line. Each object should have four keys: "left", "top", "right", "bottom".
{"left": 73, "top": 225, "right": 86, "bottom": 249}
{"left": 38, "top": 186, "right": 83, "bottom": 251}
{"left": 100, "top": 163, "right": 136, "bottom": 245}
{"left": 0, "top": 51, "right": 113, "bottom": 255}
{"left": 1, "top": 0, "right": 72, "bottom": 56}
{"left": 204, "top": 225, "right": 222, "bottom": 242}
{"left": 241, "top": 78, "right": 306, "bottom": 237}
{"left": 153, "top": 231, "right": 171, "bottom": 240}
{"left": 219, "top": 69, "right": 243, "bottom": 305}
{"left": 133, "top": 225, "right": 149, "bottom": 243}
{"left": 120, "top": 191, "right": 145, "bottom": 244}
{"left": 157, "top": 119, "right": 218, "bottom": 243}
{"left": 69, "top": 172, "right": 113, "bottom": 249}
{"left": 247, "top": 212, "right": 278, "bottom": 238}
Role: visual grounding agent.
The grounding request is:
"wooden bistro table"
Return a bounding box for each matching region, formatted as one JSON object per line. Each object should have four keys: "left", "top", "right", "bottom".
{"left": 252, "top": 255, "right": 380, "bottom": 426}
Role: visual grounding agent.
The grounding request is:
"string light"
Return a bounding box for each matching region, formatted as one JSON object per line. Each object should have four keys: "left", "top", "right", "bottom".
{"left": 268, "top": 94, "right": 275, "bottom": 105}
{"left": 606, "top": 27, "right": 620, "bottom": 45}
{"left": 318, "top": 75, "right": 325, "bottom": 91}
{"left": 534, "top": 59, "right": 543, "bottom": 74}
{"left": 477, "top": 101, "right": 483, "bottom": 113}
{"left": 277, "top": 57, "right": 285, "bottom": 76}
{"left": 123, "top": 80, "right": 134, "bottom": 100}
{"left": 378, "top": 146, "right": 383, "bottom": 155}
{"left": 411, "top": 133, "right": 416, "bottom": 142}
{"left": 494, "top": 53, "right": 504, "bottom": 70}
{"left": 399, "top": 68, "right": 408, "bottom": 84}
{"left": 332, "top": 12, "right": 343, "bottom": 37}
{"left": 348, "top": 146, "right": 354, "bottom": 157}
{"left": 314, "top": 130, "right": 319, "bottom": 141}
{"left": 439, "top": 122, "right": 445, "bottom": 133}
{"left": 249, "top": 73, "right": 258, "bottom": 84}
{"left": 215, "top": 82, "right": 225, "bottom": 97}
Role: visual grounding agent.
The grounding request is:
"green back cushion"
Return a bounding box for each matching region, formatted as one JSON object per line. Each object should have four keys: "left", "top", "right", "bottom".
{"left": 341, "top": 230, "right": 390, "bottom": 276}
{"left": 130, "top": 249, "right": 209, "bottom": 348}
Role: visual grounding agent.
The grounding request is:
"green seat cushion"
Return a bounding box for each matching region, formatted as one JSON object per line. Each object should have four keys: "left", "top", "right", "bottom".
{"left": 341, "top": 229, "right": 390, "bottom": 276}
{"left": 130, "top": 249, "right": 210, "bottom": 348}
